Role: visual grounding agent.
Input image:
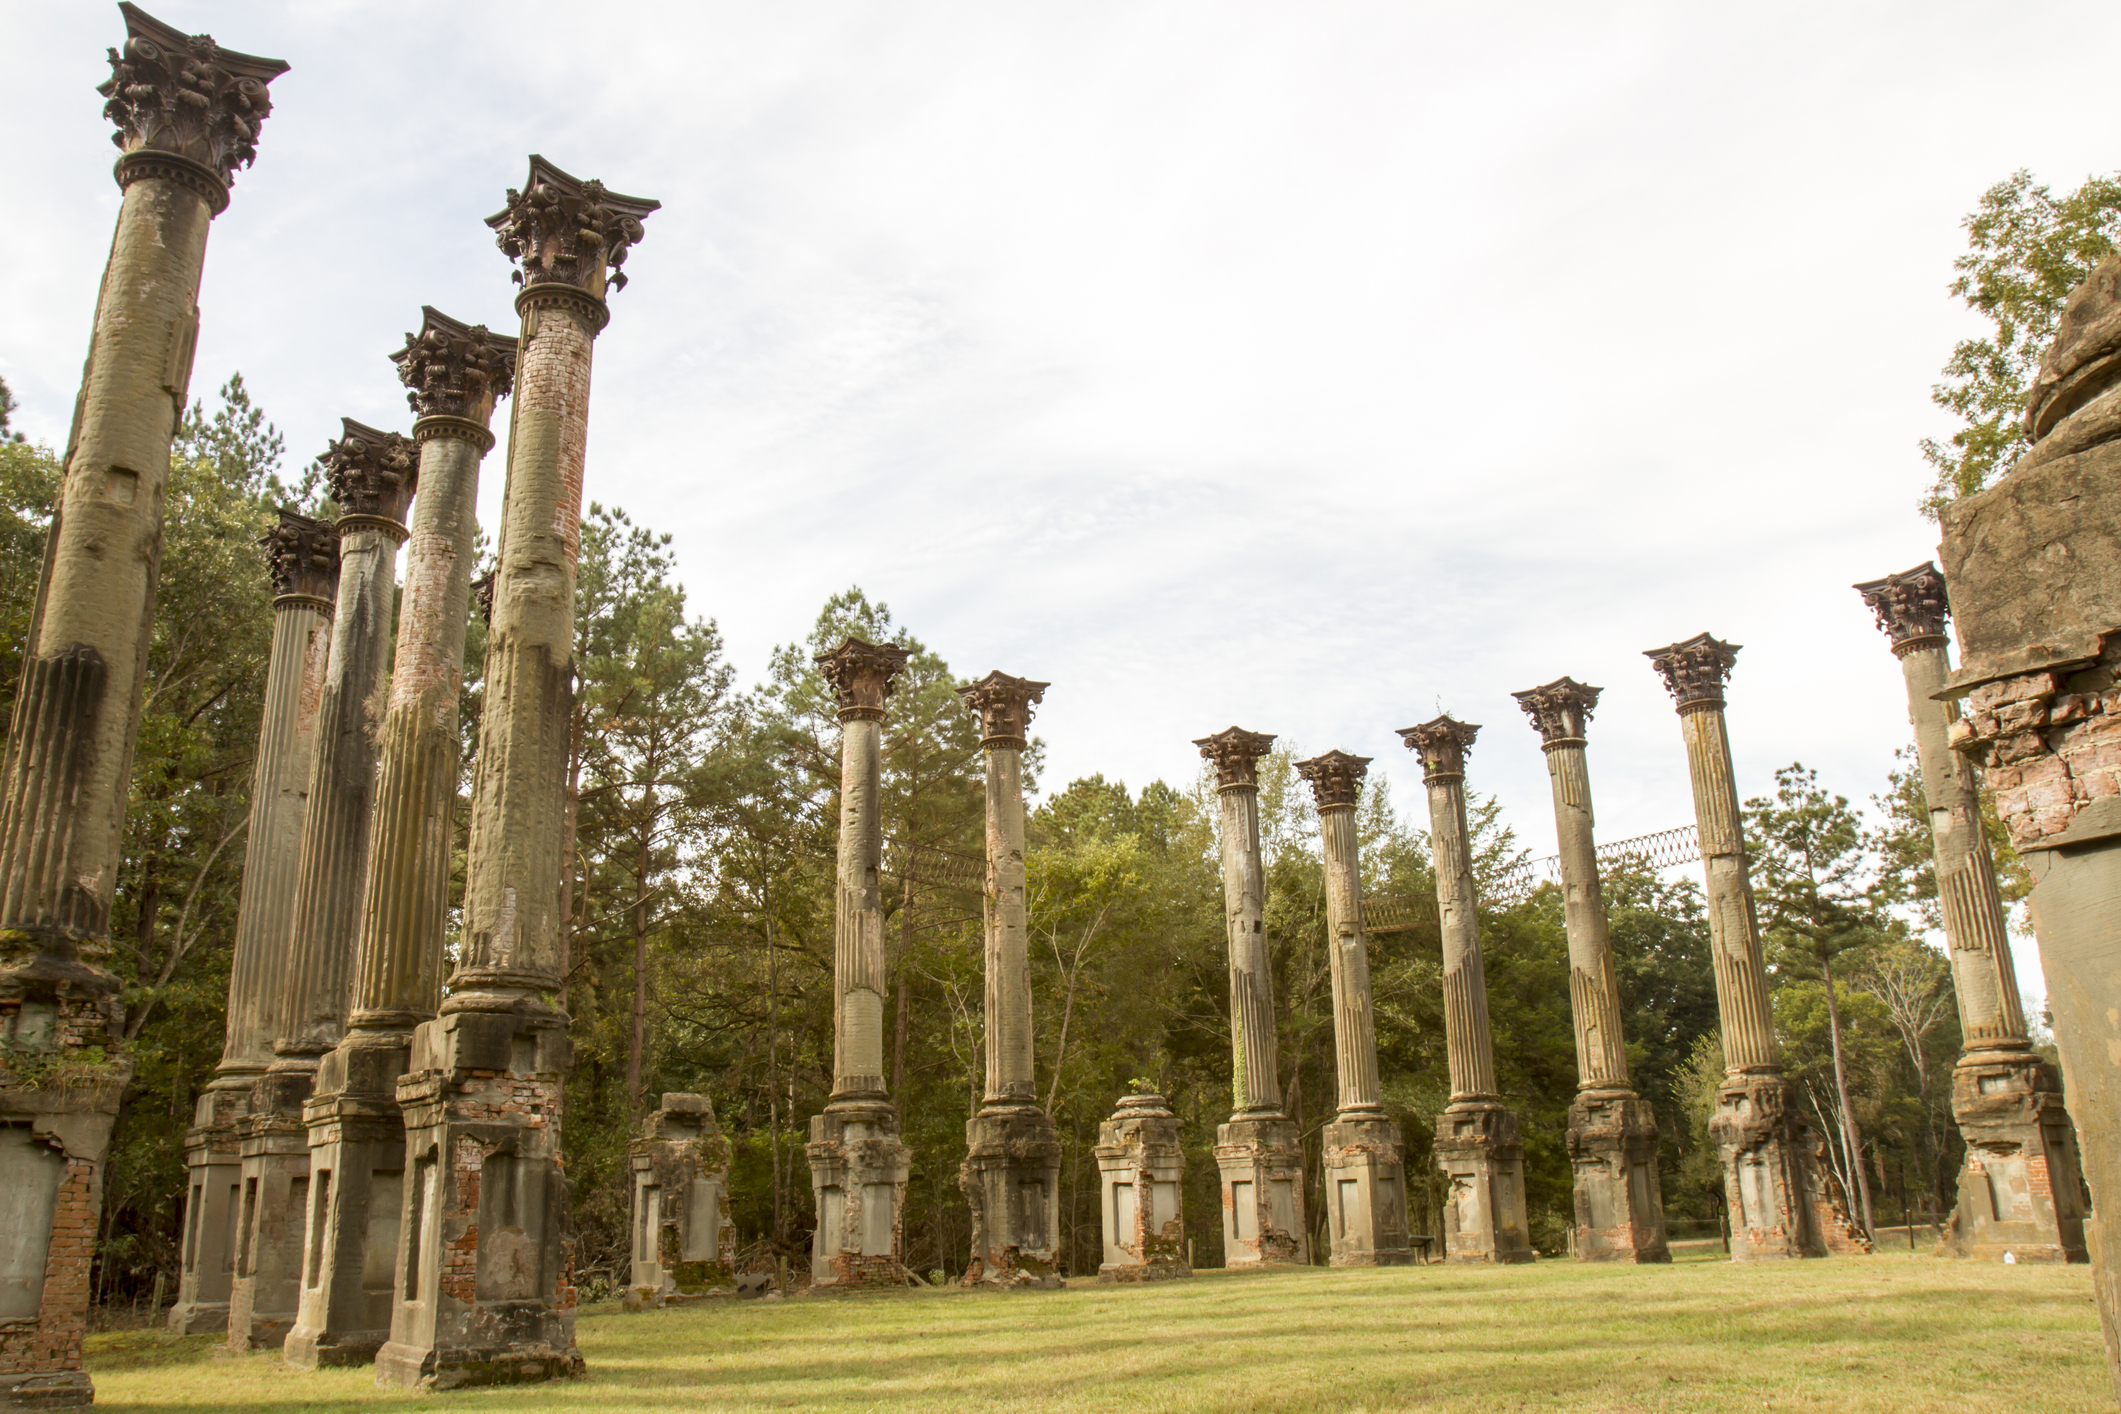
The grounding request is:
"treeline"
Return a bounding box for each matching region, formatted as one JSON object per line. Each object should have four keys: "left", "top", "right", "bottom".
{"left": 0, "top": 377, "right": 2040, "bottom": 1305}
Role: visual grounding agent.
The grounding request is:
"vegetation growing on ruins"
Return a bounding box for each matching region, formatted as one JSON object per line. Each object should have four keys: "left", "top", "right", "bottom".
{"left": 0, "top": 374, "right": 2024, "bottom": 1308}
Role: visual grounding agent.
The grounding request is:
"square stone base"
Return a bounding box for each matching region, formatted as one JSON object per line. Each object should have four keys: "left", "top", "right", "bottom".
{"left": 960, "top": 1106, "right": 1062, "bottom": 1287}
{"left": 1944, "top": 1052, "right": 2089, "bottom": 1263}
{"left": 1434, "top": 1101, "right": 1535, "bottom": 1264}
{"left": 168, "top": 1083, "right": 249, "bottom": 1336}
{"left": 806, "top": 1100, "right": 911, "bottom": 1289}
{"left": 1214, "top": 1114, "right": 1309, "bottom": 1267}
{"left": 1567, "top": 1090, "right": 1670, "bottom": 1262}
{"left": 1323, "top": 1112, "right": 1413, "bottom": 1266}
{"left": 1712, "top": 1073, "right": 1826, "bottom": 1260}
{"left": 0, "top": 1370, "right": 95, "bottom": 1409}
{"left": 226, "top": 1065, "right": 317, "bottom": 1352}
{"left": 1094, "top": 1094, "right": 1190, "bottom": 1282}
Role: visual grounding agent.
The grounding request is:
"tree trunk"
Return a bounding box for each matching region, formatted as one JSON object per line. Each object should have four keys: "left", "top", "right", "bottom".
{"left": 763, "top": 852, "right": 782, "bottom": 1246}
{"left": 1822, "top": 951, "right": 1875, "bottom": 1235}
{"left": 627, "top": 788, "right": 656, "bottom": 1121}
{"left": 894, "top": 871, "right": 912, "bottom": 1096}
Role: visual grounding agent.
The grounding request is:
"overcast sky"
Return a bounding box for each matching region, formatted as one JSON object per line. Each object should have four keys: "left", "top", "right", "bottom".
{"left": 6, "top": 2, "right": 2113, "bottom": 1001}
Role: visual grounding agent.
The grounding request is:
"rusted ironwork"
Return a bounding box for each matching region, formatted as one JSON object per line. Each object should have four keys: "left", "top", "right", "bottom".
{"left": 1362, "top": 824, "right": 1699, "bottom": 930}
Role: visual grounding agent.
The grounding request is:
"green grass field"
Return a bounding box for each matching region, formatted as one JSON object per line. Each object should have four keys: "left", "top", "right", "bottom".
{"left": 84, "top": 1251, "right": 2107, "bottom": 1413}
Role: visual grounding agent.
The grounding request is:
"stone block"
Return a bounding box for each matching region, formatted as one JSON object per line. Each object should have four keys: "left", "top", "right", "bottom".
{"left": 1214, "top": 1114, "right": 1308, "bottom": 1268}
{"left": 628, "top": 1094, "right": 735, "bottom": 1303}
{"left": 1093, "top": 1095, "right": 1189, "bottom": 1283}
{"left": 1433, "top": 1101, "right": 1535, "bottom": 1265}
{"left": 805, "top": 1101, "right": 910, "bottom": 1290}
{"left": 1565, "top": 1091, "right": 1669, "bottom": 1262}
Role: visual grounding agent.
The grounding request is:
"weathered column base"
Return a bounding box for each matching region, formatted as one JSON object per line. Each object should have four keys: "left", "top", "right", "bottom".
{"left": 1094, "top": 1094, "right": 1189, "bottom": 1283}
{"left": 227, "top": 1067, "right": 316, "bottom": 1350}
{"left": 1566, "top": 1090, "right": 1669, "bottom": 1262}
{"left": 627, "top": 1095, "right": 735, "bottom": 1306}
{"left": 0, "top": 1052, "right": 125, "bottom": 1413}
{"left": 960, "top": 1106, "right": 1063, "bottom": 1288}
{"left": 1323, "top": 1111, "right": 1413, "bottom": 1267}
{"left": 1942, "top": 1053, "right": 2090, "bottom": 1263}
{"left": 168, "top": 1083, "right": 249, "bottom": 1334}
{"left": 374, "top": 1011, "right": 580, "bottom": 1392}
{"left": 2022, "top": 826, "right": 2121, "bottom": 1382}
{"left": 1711, "top": 1073, "right": 1827, "bottom": 1260}
{"left": 1434, "top": 1100, "right": 1535, "bottom": 1264}
{"left": 1214, "top": 1113, "right": 1309, "bottom": 1267}
{"left": 804, "top": 1100, "right": 911, "bottom": 1290}
{"left": 283, "top": 1034, "right": 414, "bottom": 1368}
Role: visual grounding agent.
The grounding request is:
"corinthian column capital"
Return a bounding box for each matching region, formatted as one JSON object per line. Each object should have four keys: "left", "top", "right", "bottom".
{"left": 1512, "top": 676, "right": 1602, "bottom": 750}
{"left": 1646, "top": 632, "right": 1741, "bottom": 713}
{"left": 1854, "top": 562, "right": 1950, "bottom": 658}
{"left": 817, "top": 636, "right": 911, "bottom": 722}
{"left": 393, "top": 307, "right": 518, "bottom": 445}
{"left": 488, "top": 155, "right": 660, "bottom": 310}
{"left": 958, "top": 671, "right": 1047, "bottom": 749}
{"left": 98, "top": 3, "right": 286, "bottom": 213}
{"left": 1398, "top": 715, "right": 1479, "bottom": 782}
{"left": 262, "top": 509, "right": 337, "bottom": 605}
{"left": 1296, "top": 750, "right": 1369, "bottom": 811}
{"left": 321, "top": 419, "right": 416, "bottom": 527}
{"left": 1194, "top": 726, "right": 1275, "bottom": 791}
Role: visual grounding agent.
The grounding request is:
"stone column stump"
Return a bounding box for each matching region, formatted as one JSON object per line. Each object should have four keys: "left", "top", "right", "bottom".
{"left": 1094, "top": 1094, "right": 1189, "bottom": 1282}
{"left": 627, "top": 1095, "right": 735, "bottom": 1306}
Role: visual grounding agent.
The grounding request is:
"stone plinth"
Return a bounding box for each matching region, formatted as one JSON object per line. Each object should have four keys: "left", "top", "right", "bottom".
{"left": 0, "top": 8, "right": 282, "bottom": 1401}
{"left": 1322, "top": 1115, "right": 1412, "bottom": 1266}
{"left": 1094, "top": 1095, "right": 1189, "bottom": 1282}
{"left": 1647, "top": 636, "right": 1827, "bottom": 1261}
{"left": 806, "top": 1103, "right": 912, "bottom": 1288}
{"left": 1855, "top": 563, "right": 2089, "bottom": 1266}
{"left": 628, "top": 1094, "right": 735, "bottom": 1304}
{"left": 170, "top": 1088, "right": 247, "bottom": 1334}
{"left": 1214, "top": 1116, "right": 1308, "bottom": 1267}
{"left": 1433, "top": 1102, "right": 1534, "bottom": 1263}
{"left": 961, "top": 1110, "right": 1064, "bottom": 1288}
{"left": 225, "top": 1087, "right": 311, "bottom": 1350}
{"left": 1512, "top": 678, "right": 1670, "bottom": 1263}
{"left": 287, "top": 310, "right": 514, "bottom": 1371}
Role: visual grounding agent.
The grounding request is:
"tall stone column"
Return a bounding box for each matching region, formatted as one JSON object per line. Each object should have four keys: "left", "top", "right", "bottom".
{"left": 1094, "top": 1093, "right": 1189, "bottom": 1282}
{"left": 379, "top": 158, "right": 656, "bottom": 1390}
{"left": 286, "top": 312, "right": 514, "bottom": 1369}
{"left": 0, "top": 12, "right": 283, "bottom": 1403}
{"left": 1511, "top": 679, "right": 1670, "bottom": 1262}
{"left": 805, "top": 636, "right": 914, "bottom": 1290}
{"left": 1294, "top": 750, "right": 1411, "bottom": 1267}
{"left": 1397, "top": 717, "right": 1534, "bottom": 1265}
{"left": 1939, "top": 255, "right": 2121, "bottom": 1389}
{"left": 1856, "top": 565, "right": 2088, "bottom": 1265}
{"left": 228, "top": 424, "right": 413, "bottom": 1350}
{"left": 957, "top": 672, "right": 1063, "bottom": 1288}
{"left": 169, "top": 513, "right": 334, "bottom": 1336}
{"left": 1645, "top": 634, "right": 1825, "bottom": 1260}
{"left": 1193, "top": 727, "right": 1308, "bottom": 1267}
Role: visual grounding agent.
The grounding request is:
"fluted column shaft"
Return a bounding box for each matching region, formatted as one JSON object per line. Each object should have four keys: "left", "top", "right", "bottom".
{"left": 1218, "top": 784, "right": 1283, "bottom": 1116}
{"left": 1677, "top": 704, "right": 1781, "bottom": 1075}
{"left": 1546, "top": 744, "right": 1631, "bottom": 1089}
{"left": 831, "top": 710, "right": 888, "bottom": 1098}
{"left": 1317, "top": 805, "right": 1382, "bottom": 1113}
{"left": 217, "top": 592, "right": 332, "bottom": 1080}
{"left": 352, "top": 431, "right": 485, "bottom": 1033}
{"left": 275, "top": 517, "right": 405, "bottom": 1058}
{"left": 1897, "top": 642, "right": 2030, "bottom": 1049}
{"left": 454, "top": 291, "right": 602, "bottom": 1013}
{"left": 0, "top": 177, "right": 213, "bottom": 961}
{"left": 981, "top": 743, "right": 1034, "bottom": 1106}
{"left": 1426, "top": 771, "right": 1499, "bottom": 1101}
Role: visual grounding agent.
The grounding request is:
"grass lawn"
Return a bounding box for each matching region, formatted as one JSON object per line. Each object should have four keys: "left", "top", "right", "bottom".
{"left": 84, "top": 1250, "right": 2106, "bottom": 1413}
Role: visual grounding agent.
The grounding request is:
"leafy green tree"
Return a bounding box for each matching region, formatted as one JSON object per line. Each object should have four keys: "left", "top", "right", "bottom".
{"left": 1747, "top": 764, "right": 1887, "bottom": 1236}
{"left": 1920, "top": 170, "right": 2121, "bottom": 517}
{"left": 0, "top": 374, "right": 26, "bottom": 444}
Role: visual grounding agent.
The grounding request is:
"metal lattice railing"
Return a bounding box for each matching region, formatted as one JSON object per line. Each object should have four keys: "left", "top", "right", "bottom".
{"left": 1362, "top": 822, "right": 1700, "bottom": 930}
{"left": 881, "top": 838, "right": 987, "bottom": 893}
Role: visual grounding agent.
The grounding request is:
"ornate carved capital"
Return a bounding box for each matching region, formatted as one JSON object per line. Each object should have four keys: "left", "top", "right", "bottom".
{"left": 487, "top": 155, "right": 660, "bottom": 301}
{"left": 1645, "top": 632, "right": 1741, "bottom": 713}
{"left": 1398, "top": 715, "right": 1480, "bottom": 782}
{"left": 99, "top": 4, "right": 286, "bottom": 207}
{"left": 1193, "top": 726, "right": 1275, "bottom": 791}
{"left": 816, "top": 637, "right": 911, "bottom": 721}
{"left": 393, "top": 306, "right": 517, "bottom": 430}
{"left": 1854, "top": 562, "right": 1950, "bottom": 657}
{"left": 261, "top": 509, "right": 337, "bottom": 604}
{"left": 321, "top": 418, "right": 416, "bottom": 525}
{"left": 1512, "top": 676, "right": 1602, "bottom": 749}
{"left": 958, "top": 670, "right": 1048, "bottom": 749}
{"left": 472, "top": 572, "right": 496, "bottom": 626}
{"left": 1295, "top": 749, "right": 1370, "bottom": 810}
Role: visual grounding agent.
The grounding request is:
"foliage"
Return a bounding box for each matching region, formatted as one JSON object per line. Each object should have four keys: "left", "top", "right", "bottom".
{"left": 1920, "top": 170, "right": 2121, "bottom": 517}
{"left": 0, "top": 374, "right": 25, "bottom": 444}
